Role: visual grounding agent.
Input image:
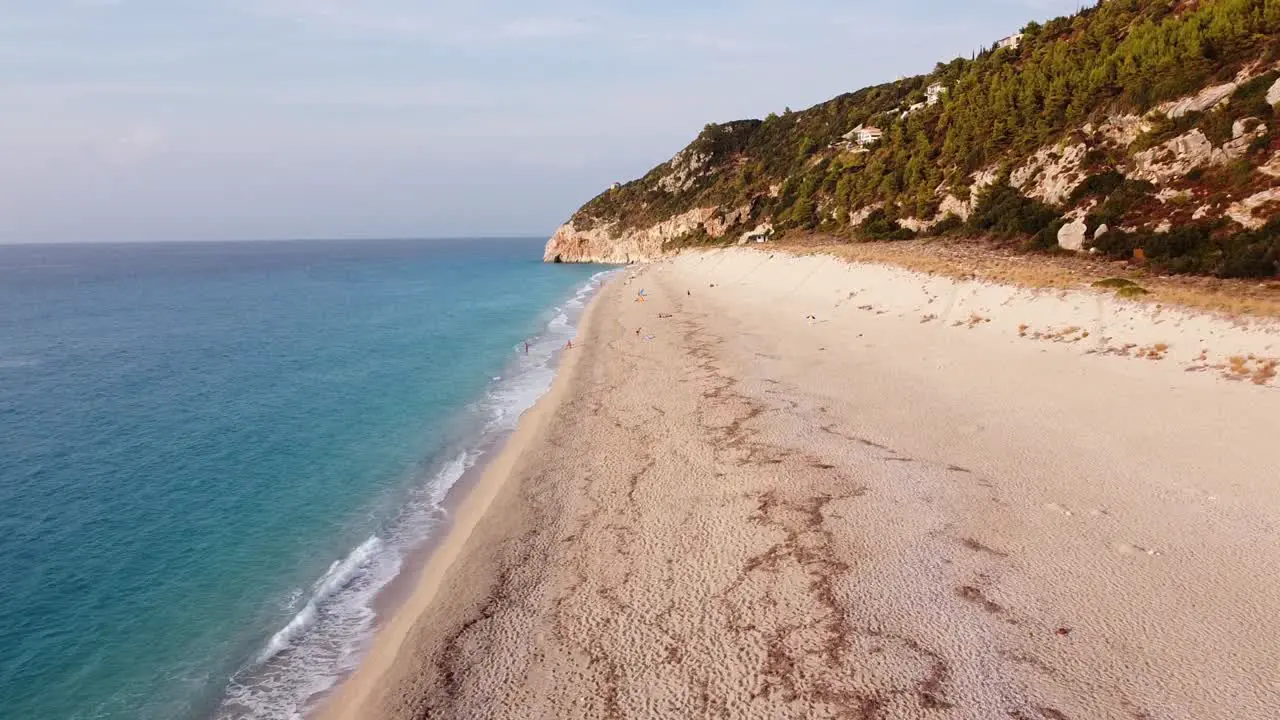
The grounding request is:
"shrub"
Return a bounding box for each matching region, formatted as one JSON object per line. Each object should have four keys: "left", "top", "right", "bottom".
{"left": 1200, "top": 107, "right": 1236, "bottom": 145}
{"left": 1131, "top": 112, "right": 1201, "bottom": 152}
{"left": 1069, "top": 170, "right": 1125, "bottom": 205}
{"left": 1087, "top": 179, "right": 1156, "bottom": 229}
{"left": 1088, "top": 220, "right": 1280, "bottom": 279}
{"left": 1089, "top": 227, "right": 1143, "bottom": 259}
{"left": 1230, "top": 70, "right": 1280, "bottom": 121}
{"left": 1030, "top": 218, "right": 1067, "bottom": 250}
{"left": 968, "top": 182, "right": 1059, "bottom": 237}
{"left": 1219, "top": 219, "right": 1280, "bottom": 278}
{"left": 930, "top": 213, "right": 965, "bottom": 236}
{"left": 858, "top": 208, "right": 917, "bottom": 241}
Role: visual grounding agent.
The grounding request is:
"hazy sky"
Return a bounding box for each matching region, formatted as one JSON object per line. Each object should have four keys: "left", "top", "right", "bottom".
{"left": 0, "top": 0, "right": 1084, "bottom": 243}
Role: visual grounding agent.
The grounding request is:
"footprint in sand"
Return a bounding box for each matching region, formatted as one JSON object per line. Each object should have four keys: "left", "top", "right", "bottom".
{"left": 1043, "top": 503, "right": 1074, "bottom": 517}
{"left": 1112, "top": 542, "right": 1161, "bottom": 557}
{"left": 1182, "top": 486, "right": 1218, "bottom": 503}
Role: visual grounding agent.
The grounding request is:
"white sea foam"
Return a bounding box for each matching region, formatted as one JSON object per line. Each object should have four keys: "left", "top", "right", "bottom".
{"left": 215, "top": 268, "right": 616, "bottom": 720}
{"left": 420, "top": 450, "right": 476, "bottom": 508}
{"left": 256, "top": 536, "right": 386, "bottom": 665}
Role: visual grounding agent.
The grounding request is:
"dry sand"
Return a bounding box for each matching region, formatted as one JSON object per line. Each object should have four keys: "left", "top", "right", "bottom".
{"left": 322, "top": 248, "right": 1280, "bottom": 719}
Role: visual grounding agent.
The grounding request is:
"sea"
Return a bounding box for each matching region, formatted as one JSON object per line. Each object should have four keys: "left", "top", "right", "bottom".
{"left": 0, "top": 238, "right": 610, "bottom": 719}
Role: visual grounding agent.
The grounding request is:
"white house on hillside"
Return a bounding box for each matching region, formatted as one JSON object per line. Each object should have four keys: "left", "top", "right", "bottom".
{"left": 995, "top": 33, "right": 1024, "bottom": 50}
{"left": 843, "top": 125, "right": 883, "bottom": 146}
{"left": 926, "top": 82, "right": 947, "bottom": 106}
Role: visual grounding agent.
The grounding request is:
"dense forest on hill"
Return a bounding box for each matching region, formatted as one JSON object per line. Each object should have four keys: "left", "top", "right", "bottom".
{"left": 569, "top": 0, "right": 1280, "bottom": 278}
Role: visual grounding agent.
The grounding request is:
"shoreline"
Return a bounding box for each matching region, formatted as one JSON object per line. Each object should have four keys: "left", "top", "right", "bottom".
{"left": 315, "top": 272, "right": 613, "bottom": 720}
{"left": 214, "top": 268, "right": 614, "bottom": 720}
{"left": 320, "top": 248, "right": 1279, "bottom": 719}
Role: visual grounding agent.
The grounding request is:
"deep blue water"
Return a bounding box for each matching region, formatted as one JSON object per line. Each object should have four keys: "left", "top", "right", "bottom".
{"left": 0, "top": 238, "right": 607, "bottom": 719}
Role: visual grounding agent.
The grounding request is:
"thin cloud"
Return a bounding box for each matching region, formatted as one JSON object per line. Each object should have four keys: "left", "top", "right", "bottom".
{"left": 253, "top": 0, "right": 436, "bottom": 35}
{"left": 249, "top": 0, "right": 593, "bottom": 43}
{"left": 497, "top": 17, "right": 590, "bottom": 40}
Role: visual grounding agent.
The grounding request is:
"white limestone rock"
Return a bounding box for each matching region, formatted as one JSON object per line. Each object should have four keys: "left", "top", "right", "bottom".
{"left": 1011, "top": 143, "right": 1088, "bottom": 206}
{"left": 544, "top": 207, "right": 720, "bottom": 263}
{"left": 1097, "top": 114, "right": 1150, "bottom": 147}
{"left": 1058, "top": 217, "right": 1088, "bottom": 251}
{"left": 1156, "top": 81, "right": 1237, "bottom": 119}
{"left": 1226, "top": 188, "right": 1280, "bottom": 230}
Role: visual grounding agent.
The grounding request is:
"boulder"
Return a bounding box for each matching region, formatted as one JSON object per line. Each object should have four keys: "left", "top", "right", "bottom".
{"left": 1058, "top": 218, "right": 1088, "bottom": 251}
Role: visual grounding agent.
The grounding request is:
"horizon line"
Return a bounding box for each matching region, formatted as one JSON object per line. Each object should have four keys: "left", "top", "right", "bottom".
{"left": 0, "top": 235, "right": 555, "bottom": 247}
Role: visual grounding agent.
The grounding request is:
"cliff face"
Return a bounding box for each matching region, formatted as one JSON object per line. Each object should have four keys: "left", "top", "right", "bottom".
{"left": 544, "top": 208, "right": 717, "bottom": 264}
{"left": 546, "top": 0, "right": 1280, "bottom": 278}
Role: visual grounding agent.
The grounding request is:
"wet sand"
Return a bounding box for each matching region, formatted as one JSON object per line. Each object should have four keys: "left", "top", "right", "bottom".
{"left": 322, "top": 249, "right": 1280, "bottom": 719}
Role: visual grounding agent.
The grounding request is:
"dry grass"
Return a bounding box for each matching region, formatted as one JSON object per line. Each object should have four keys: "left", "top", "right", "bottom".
{"left": 770, "top": 234, "right": 1280, "bottom": 319}
{"left": 1187, "top": 353, "right": 1278, "bottom": 384}
{"left": 1256, "top": 358, "right": 1279, "bottom": 385}
{"left": 1020, "top": 324, "right": 1091, "bottom": 343}
{"left": 1221, "top": 354, "right": 1279, "bottom": 384}
{"left": 1089, "top": 341, "right": 1169, "bottom": 360}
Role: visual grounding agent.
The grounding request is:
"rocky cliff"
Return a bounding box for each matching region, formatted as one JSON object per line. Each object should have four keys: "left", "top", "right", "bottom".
{"left": 544, "top": 208, "right": 717, "bottom": 264}
{"left": 546, "top": 0, "right": 1280, "bottom": 278}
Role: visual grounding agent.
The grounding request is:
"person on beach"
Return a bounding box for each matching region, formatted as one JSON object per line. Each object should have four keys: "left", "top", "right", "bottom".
{"left": 524, "top": 341, "right": 529, "bottom": 354}
{"left": 565, "top": 340, "right": 573, "bottom": 350}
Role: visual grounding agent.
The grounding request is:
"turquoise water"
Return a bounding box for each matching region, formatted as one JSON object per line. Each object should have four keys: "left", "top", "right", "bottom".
{"left": 0, "top": 238, "right": 608, "bottom": 719}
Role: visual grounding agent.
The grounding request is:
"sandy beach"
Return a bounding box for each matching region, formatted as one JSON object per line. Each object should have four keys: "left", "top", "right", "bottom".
{"left": 322, "top": 248, "right": 1280, "bottom": 719}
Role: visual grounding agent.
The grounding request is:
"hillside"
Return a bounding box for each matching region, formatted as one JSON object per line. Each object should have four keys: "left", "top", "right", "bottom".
{"left": 545, "top": 0, "right": 1280, "bottom": 279}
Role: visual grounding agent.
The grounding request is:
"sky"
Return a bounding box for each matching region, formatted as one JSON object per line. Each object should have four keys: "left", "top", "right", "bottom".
{"left": 0, "top": 0, "right": 1086, "bottom": 243}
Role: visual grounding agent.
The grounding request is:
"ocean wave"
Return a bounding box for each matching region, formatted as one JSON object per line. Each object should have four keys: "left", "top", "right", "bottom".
{"left": 255, "top": 535, "right": 386, "bottom": 665}
{"left": 215, "top": 268, "right": 616, "bottom": 719}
